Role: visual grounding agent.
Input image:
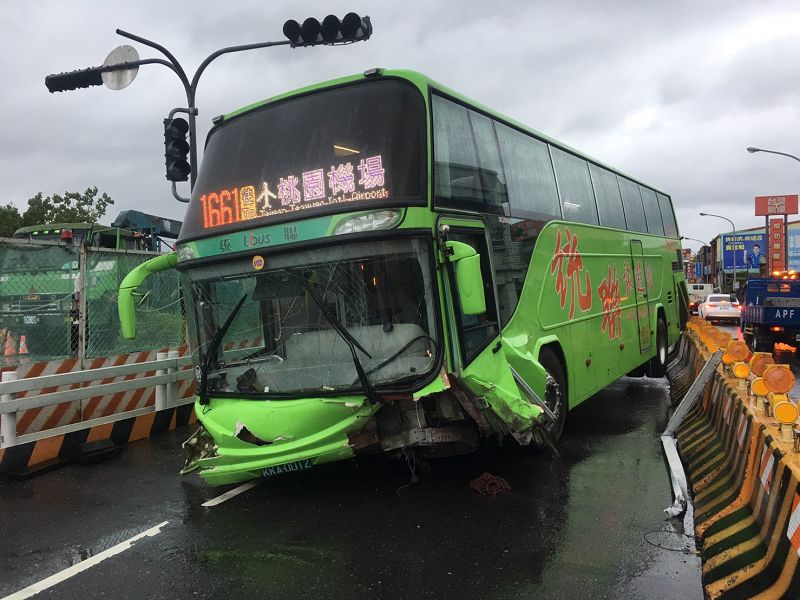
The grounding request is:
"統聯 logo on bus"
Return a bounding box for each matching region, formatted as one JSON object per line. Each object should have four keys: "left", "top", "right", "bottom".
{"left": 198, "top": 155, "right": 390, "bottom": 229}
{"left": 550, "top": 227, "right": 593, "bottom": 319}
{"left": 598, "top": 264, "right": 622, "bottom": 340}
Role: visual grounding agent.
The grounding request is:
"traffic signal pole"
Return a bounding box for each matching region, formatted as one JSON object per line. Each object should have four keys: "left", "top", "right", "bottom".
{"left": 46, "top": 14, "right": 373, "bottom": 201}
{"left": 116, "top": 30, "right": 292, "bottom": 194}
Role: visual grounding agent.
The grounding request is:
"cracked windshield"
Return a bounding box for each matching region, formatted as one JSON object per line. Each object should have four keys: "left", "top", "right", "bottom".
{"left": 184, "top": 238, "right": 438, "bottom": 395}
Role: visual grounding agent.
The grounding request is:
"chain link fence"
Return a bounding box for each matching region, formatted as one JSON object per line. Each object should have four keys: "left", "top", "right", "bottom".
{"left": 1, "top": 237, "right": 185, "bottom": 369}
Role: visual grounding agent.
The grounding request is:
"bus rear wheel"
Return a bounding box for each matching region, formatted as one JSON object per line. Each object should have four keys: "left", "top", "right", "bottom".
{"left": 533, "top": 347, "right": 567, "bottom": 446}
{"left": 647, "top": 318, "right": 668, "bottom": 378}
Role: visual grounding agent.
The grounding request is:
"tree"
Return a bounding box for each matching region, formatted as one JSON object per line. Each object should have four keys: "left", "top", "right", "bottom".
{"left": 0, "top": 188, "right": 113, "bottom": 237}
{"left": 0, "top": 204, "right": 23, "bottom": 237}
{"left": 22, "top": 187, "right": 114, "bottom": 225}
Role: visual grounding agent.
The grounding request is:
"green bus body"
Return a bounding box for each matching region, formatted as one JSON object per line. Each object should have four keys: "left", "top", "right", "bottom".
{"left": 119, "top": 69, "right": 688, "bottom": 486}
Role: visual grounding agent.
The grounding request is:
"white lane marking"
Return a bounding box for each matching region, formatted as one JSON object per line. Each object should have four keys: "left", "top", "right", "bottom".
{"left": 2, "top": 521, "right": 169, "bottom": 600}
{"left": 201, "top": 480, "right": 262, "bottom": 507}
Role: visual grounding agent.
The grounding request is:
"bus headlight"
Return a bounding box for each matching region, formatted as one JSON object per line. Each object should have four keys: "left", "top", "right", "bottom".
{"left": 178, "top": 245, "right": 196, "bottom": 262}
{"left": 333, "top": 209, "right": 402, "bottom": 235}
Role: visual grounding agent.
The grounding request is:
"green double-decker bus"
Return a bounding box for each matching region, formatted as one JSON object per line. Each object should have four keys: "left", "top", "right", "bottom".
{"left": 120, "top": 69, "right": 688, "bottom": 486}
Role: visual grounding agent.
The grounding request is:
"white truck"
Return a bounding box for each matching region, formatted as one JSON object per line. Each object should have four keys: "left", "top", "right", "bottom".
{"left": 688, "top": 283, "right": 713, "bottom": 314}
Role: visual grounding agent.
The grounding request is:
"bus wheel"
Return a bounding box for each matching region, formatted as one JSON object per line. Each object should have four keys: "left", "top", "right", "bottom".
{"left": 647, "top": 318, "right": 668, "bottom": 378}
{"left": 534, "top": 347, "right": 567, "bottom": 445}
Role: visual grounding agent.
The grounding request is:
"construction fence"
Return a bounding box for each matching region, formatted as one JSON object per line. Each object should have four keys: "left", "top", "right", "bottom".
{"left": 0, "top": 236, "right": 185, "bottom": 368}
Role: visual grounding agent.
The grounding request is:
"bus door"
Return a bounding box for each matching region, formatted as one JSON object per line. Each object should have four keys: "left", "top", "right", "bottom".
{"left": 437, "top": 216, "right": 557, "bottom": 436}
{"left": 442, "top": 221, "right": 501, "bottom": 367}
{"left": 630, "top": 240, "right": 652, "bottom": 353}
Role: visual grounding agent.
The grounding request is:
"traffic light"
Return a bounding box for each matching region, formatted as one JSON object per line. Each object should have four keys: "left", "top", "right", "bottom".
{"left": 45, "top": 66, "right": 104, "bottom": 93}
{"left": 163, "top": 117, "right": 190, "bottom": 182}
{"left": 283, "top": 13, "right": 372, "bottom": 47}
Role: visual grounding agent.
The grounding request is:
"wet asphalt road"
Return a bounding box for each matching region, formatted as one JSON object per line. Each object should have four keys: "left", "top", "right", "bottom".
{"left": 0, "top": 376, "right": 701, "bottom": 600}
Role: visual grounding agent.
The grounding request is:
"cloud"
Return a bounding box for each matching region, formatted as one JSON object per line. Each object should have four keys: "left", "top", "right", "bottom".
{"left": 0, "top": 0, "right": 798, "bottom": 243}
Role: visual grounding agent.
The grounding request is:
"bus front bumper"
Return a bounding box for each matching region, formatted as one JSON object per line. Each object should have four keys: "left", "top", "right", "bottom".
{"left": 188, "top": 396, "right": 378, "bottom": 486}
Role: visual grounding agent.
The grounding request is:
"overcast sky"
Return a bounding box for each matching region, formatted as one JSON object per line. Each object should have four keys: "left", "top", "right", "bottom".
{"left": 2, "top": 0, "right": 799, "bottom": 250}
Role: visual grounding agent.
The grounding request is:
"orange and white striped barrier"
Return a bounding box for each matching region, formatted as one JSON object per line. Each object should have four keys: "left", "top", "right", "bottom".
{"left": 0, "top": 346, "right": 198, "bottom": 476}
{"left": 6, "top": 346, "right": 195, "bottom": 437}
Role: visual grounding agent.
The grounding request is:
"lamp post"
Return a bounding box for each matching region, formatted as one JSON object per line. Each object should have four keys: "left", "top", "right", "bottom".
{"left": 699, "top": 212, "right": 737, "bottom": 292}
{"left": 747, "top": 146, "right": 799, "bottom": 274}
{"left": 747, "top": 146, "right": 800, "bottom": 164}
{"left": 682, "top": 236, "right": 711, "bottom": 284}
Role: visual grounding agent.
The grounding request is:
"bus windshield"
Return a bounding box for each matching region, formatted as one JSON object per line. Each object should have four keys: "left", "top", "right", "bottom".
{"left": 182, "top": 238, "right": 439, "bottom": 396}
{"left": 180, "top": 79, "right": 426, "bottom": 241}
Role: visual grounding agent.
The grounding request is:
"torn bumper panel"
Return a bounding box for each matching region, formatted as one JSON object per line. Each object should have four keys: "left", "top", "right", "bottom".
{"left": 193, "top": 396, "right": 377, "bottom": 486}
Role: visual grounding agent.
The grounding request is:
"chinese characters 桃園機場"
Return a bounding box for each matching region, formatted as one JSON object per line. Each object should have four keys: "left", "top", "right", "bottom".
{"left": 199, "top": 155, "right": 388, "bottom": 229}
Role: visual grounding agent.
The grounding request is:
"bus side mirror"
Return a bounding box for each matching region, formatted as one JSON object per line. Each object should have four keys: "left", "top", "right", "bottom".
{"left": 118, "top": 251, "right": 178, "bottom": 339}
{"left": 445, "top": 241, "right": 486, "bottom": 315}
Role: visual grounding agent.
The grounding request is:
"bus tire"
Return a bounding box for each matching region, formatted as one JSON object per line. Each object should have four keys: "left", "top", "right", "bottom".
{"left": 647, "top": 318, "right": 668, "bottom": 378}
{"left": 535, "top": 347, "right": 567, "bottom": 445}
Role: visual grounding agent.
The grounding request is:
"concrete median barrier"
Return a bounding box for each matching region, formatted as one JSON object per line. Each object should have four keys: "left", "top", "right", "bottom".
{"left": 0, "top": 402, "right": 196, "bottom": 476}
{"left": 672, "top": 317, "right": 800, "bottom": 598}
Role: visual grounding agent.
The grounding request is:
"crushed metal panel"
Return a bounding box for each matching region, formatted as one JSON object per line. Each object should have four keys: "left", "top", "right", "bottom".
{"left": 662, "top": 348, "right": 721, "bottom": 517}
{"left": 459, "top": 344, "right": 543, "bottom": 442}
{"left": 234, "top": 421, "right": 272, "bottom": 446}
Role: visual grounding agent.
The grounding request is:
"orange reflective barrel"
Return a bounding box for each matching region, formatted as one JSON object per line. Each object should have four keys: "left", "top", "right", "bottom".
{"left": 763, "top": 364, "right": 795, "bottom": 394}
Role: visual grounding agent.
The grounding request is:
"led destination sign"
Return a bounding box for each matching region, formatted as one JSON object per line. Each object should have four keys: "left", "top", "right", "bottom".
{"left": 177, "top": 79, "right": 425, "bottom": 242}
{"left": 198, "top": 155, "right": 389, "bottom": 230}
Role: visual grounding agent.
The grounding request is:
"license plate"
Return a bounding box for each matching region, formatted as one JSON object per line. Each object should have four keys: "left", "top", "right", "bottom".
{"left": 23, "top": 315, "right": 39, "bottom": 325}
{"left": 262, "top": 459, "right": 313, "bottom": 477}
{"left": 795, "top": 334, "right": 800, "bottom": 341}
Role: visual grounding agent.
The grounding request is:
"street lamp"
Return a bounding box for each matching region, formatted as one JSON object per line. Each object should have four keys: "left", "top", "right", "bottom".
{"left": 699, "top": 212, "right": 738, "bottom": 292}
{"left": 747, "top": 146, "right": 800, "bottom": 275}
{"left": 747, "top": 146, "right": 800, "bottom": 164}
{"left": 681, "top": 236, "right": 711, "bottom": 284}
{"left": 45, "top": 14, "right": 373, "bottom": 202}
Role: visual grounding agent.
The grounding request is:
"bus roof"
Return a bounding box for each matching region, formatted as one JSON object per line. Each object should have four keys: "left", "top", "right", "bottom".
{"left": 220, "top": 69, "right": 670, "bottom": 198}
{"left": 13, "top": 222, "right": 139, "bottom": 237}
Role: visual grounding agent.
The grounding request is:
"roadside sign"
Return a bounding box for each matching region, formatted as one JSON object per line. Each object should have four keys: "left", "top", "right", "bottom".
{"left": 755, "top": 194, "right": 798, "bottom": 216}
{"left": 721, "top": 232, "right": 766, "bottom": 272}
{"left": 769, "top": 217, "right": 786, "bottom": 272}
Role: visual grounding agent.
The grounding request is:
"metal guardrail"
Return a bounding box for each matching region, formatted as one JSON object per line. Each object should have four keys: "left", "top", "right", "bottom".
{"left": 662, "top": 344, "right": 722, "bottom": 517}
{"left": 0, "top": 352, "right": 196, "bottom": 448}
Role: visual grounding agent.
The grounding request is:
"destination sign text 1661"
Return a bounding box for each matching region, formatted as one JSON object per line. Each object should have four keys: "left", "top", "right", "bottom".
{"left": 198, "top": 155, "right": 389, "bottom": 230}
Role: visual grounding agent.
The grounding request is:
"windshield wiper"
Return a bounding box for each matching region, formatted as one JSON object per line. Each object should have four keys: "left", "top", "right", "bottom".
{"left": 299, "top": 278, "right": 379, "bottom": 405}
{"left": 198, "top": 294, "right": 248, "bottom": 406}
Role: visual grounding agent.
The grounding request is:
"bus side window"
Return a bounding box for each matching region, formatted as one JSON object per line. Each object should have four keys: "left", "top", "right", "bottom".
{"left": 448, "top": 230, "right": 500, "bottom": 362}
{"left": 550, "top": 146, "right": 599, "bottom": 225}
{"left": 495, "top": 122, "right": 561, "bottom": 220}
{"left": 639, "top": 186, "right": 664, "bottom": 236}
{"left": 486, "top": 215, "right": 538, "bottom": 326}
{"left": 656, "top": 193, "right": 679, "bottom": 238}
{"left": 432, "top": 95, "right": 507, "bottom": 213}
{"left": 618, "top": 177, "right": 647, "bottom": 233}
{"left": 589, "top": 164, "right": 626, "bottom": 229}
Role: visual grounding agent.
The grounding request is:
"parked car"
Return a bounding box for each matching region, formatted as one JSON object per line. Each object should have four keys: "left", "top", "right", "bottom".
{"left": 698, "top": 293, "right": 741, "bottom": 323}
